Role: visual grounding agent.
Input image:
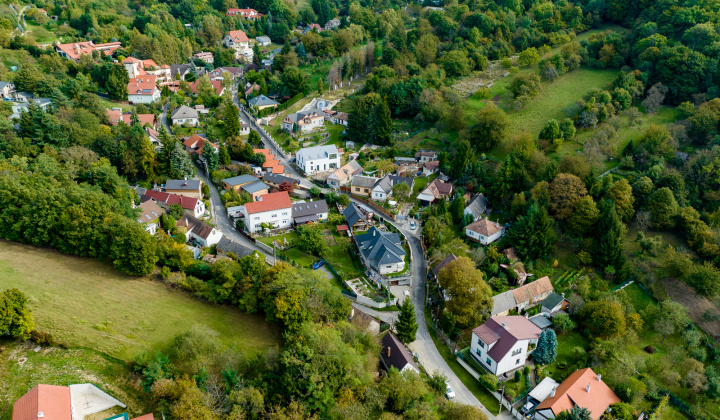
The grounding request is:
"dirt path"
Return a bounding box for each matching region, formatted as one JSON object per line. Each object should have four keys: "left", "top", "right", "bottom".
{"left": 662, "top": 279, "right": 720, "bottom": 340}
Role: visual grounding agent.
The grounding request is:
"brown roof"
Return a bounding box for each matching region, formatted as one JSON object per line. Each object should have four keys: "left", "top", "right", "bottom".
{"left": 424, "top": 179, "right": 452, "bottom": 199}
{"left": 107, "top": 109, "right": 122, "bottom": 125}
{"left": 56, "top": 41, "right": 121, "bottom": 61}
{"left": 337, "top": 224, "right": 349, "bottom": 231}
{"left": 433, "top": 253, "right": 458, "bottom": 276}
{"left": 183, "top": 135, "right": 218, "bottom": 154}
{"left": 227, "top": 30, "right": 249, "bottom": 42}
{"left": 466, "top": 218, "right": 503, "bottom": 236}
{"left": 536, "top": 368, "right": 621, "bottom": 420}
{"left": 243, "top": 191, "right": 292, "bottom": 215}
{"left": 177, "top": 214, "right": 215, "bottom": 240}
{"left": 503, "top": 247, "right": 519, "bottom": 262}
{"left": 136, "top": 113, "right": 156, "bottom": 127}
{"left": 511, "top": 276, "right": 552, "bottom": 305}
{"left": 142, "top": 190, "right": 199, "bottom": 211}
{"left": 380, "top": 332, "right": 418, "bottom": 371}
{"left": 127, "top": 76, "right": 157, "bottom": 96}
{"left": 131, "top": 415, "right": 155, "bottom": 420}
{"left": 136, "top": 200, "right": 164, "bottom": 224}
{"left": 188, "top": 79, "right": 224, "bottom": 96}
{"left": 13, "top": 384, "right": 72, "bottom": 420}
{"left": 472, "top": 316, "right": 541, "bottom": 362}
{"left": 424, "top": 160, "right": 439, "bottom": 170}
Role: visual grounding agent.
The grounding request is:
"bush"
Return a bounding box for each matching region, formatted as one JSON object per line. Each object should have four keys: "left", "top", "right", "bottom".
{"left": 644, "top": 345, "right": 655, "bottom": 354}
{"left": 29, "top": 330, "right": 55, "bottom": 346}
{"left": 514, "top": 370, "right": 522, "bottom": 382}
{"left": 478, "top": 372, "right": 498, "bottom": 391}
{"left": 523, "top": 365, "right": 531, "bottom": 375}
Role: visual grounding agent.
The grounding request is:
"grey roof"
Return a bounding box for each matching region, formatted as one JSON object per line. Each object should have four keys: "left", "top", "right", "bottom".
{"left": 529, "top": 314, "right": 553, "bottom": 330}
{"left": 343, "top": 203, "right": 366, "bottom": 228}
{"left": 241, "top": 181, "right": 270, "bottom": 194}
{"left": 216, "top": 237, "right": 255, "bottom": 258}
{"left": 262, "top": 173, "right": 298, "bottom": 185}
{"left": 351, "top": 175, "right": 379, "bottom": 188}
{"left": 248, "top": 94, "right": 279, "bottom": 107}
{"left": 256, "top": 36, "right": 271, "bottom": 43}
{"left": 491, "top": 290, "right": 518, "bottom": 316}
{"left": 295, "top": 214, "right": 319, "bottom": 224}
{"left": 529, "top": 377, "right": 560, "bottom": 404}
{"left": 356, "top": 227, "right": 406, "bottom": 267}
{"left": 165, "top": 179, "right": 201, "bottom": 191}
{"left": 675, "top": 151, "right": 689, "bottom": 161}
{"left": 170, "top": 64, "right": 190, "bottom": 77}
{"left": 133, "top": 186, "right": 148, "bottom": 200}
{"left": 16, "top": 91, "right": 34, "bottom": 98}
{"left": 171, "top": 105, "right": 199, "bottom": 119}
{"left": 222, "top": 174, "right": 258, "bottom": 186}
{"left": 285, "top": 108, "right": 324, "bottom": 123}
{"left": 465, "top": 194, "right": 488, "bottom": 218}
{"left": 374, "top": 175, "right": 414, "bottom": 194}
{"left": 292, "top": 199, "right": 328, "bottom": 218}
{"left": 296, "top": 144, "right": 339, "bottom": 161}
{"left": 381, "top": 332, "right": 418, "bottom": 372}
{"left": 541, "top": 292, "right": 567, "bottom": 310}
{"left": 0, "top": 81, "right": 11, "bottom": 89}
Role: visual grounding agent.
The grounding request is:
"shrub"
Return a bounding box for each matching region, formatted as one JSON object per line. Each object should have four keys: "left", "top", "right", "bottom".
{"left": 478, "top": 372, "right": 498, "bottom": 391}
{"left": 523, "top": 365, "right": 531, "bottom": 375}
{"left": 644, "top": 345, "right": 655, "bottom": 354}
{"left": 29, "top": 330, "right": 55, "bottom": 346}
{"left": 514, "top": 370, "right": 522, "bottom": 382}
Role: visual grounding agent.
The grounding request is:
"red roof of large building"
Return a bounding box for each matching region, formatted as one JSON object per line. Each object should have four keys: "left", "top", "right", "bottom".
{"left": 226, "top": 30, "right": 249, "bottom": 42}
{"left": 536, "top": 368, "right": 620, "bottom": 420}
{"left": 128, "top": 76, "right": 157, "bottom": 96}
{"left": 188, "top": 79, "right": 224, "bottom": 96}
{"left": 56, "top": 41, "right": 121, "bottom": 61}
{"left": 12, "top": 384, "right": 72, "bottom": 420}
{"left": 243, "top": 191, "right": 292, "bottom": 214}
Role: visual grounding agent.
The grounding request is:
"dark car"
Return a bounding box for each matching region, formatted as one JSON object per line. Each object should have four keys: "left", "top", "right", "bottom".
{"left": 312, "top": 260, "right": 325, "bottom": 270}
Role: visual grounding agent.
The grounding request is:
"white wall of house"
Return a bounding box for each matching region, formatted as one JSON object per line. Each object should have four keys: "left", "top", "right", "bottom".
{"left": 145, "top": 223, "right": 158, "bottom": 235}
{"left": 173, "top": 117, "right": 199, "bottom": 126}
{"left": 297, "top": 156, "right": 340, "bottom": 174}
{"left": 372, "top": 186, "right": 388, "bottom": 201}
{"left": 193, "top": 201, "right": 206, "bottom": 218}
{"left": 299, "top": 117, "right": 324, "bottom": 132}
{"left": 535, "top": 408, "right": 557, "bottom": 420}
{"left": 465, "top": 227, "right": 503, "bottom": 246}
{"left": 378, "top": 261, "right": 404, "bottom": 274}
{"left": 241, "top": 207, "right": 292, "bottom": 233}
{"left": 129, "top": 90, "right": 160, "bottom": 104}
{"left": 0, "top": 83, "right": 15, "bottom": 98}
{"left": 326, "top": 175, "right": 340, "bottom": 188}
{"left": 463, "top": 207, "right": 480, "bottom": 222}
{"left": 188, "top": 228, "right": 222, "bottom": 247}
{"left": 470, "top": 333, "right": 537, "bottom": 377}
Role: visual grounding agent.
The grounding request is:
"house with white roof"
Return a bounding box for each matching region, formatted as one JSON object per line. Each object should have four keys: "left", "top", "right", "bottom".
{"left": 256, "top": 36, "right": 271, "bottom": 46}
{"left": 295, "top": 145, "right": 341, "bottom": 175}
{"left": 240, "top": 191, "right": 293, "bottom": 233}
{"left": 470, "top": 316, "right": 542, "bottom": 377}
{"left": 223, "top": 30, "right": 254, "bottom": 61}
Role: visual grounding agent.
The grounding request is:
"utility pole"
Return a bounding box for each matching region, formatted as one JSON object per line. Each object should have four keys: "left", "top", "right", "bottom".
{"left": 499, "top": 386, "right": 504, "bottom": 413}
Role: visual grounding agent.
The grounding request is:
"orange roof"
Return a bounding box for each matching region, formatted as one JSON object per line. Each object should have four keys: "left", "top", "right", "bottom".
{"left": 123, "top": 56, "right": 140, "bottom": 63}
{"left": 56, "top": 41, "right": 121, "bottom": 61}
{"left": 263, "top": 159, "right": 280, "bottom": 167}
{"left": 271, "top": 165, "right": 285, "bottom": 174}
{"left": 132, "top": 415, "right": 155, "bottom": 420}
{"left": 536, "top": 368, "right": 620, "bottom": 420}
{"left": 243, "top": 191, "right": 292, "bottom": 214}
{"left": 188, "top": 79, "right": 224, "bottom": 96}
{"left": 136, "top": 113, "right": 156, "bottom": 127}
{"left": 183, "top": 135, "right": 217, "bottom": 154}
{"left": 107, "top": 109, "right": 122, "bottom": 126}
{"left": 142, "top": 59, "right": 159, "bottom": 68}
{"left": 127, "top": 76, "right": 157, "bottom": 96}
{"left": 466, "top": 218, "right": 503, "bottom": 236}
{"left": 511, "top": 276, "right": 552, "bottom": 304}
{"left": 13, "top": 384, "right": 72, "bottom": 420}
{"left": 227, "top": 30, "right": 249, "bottom": 42}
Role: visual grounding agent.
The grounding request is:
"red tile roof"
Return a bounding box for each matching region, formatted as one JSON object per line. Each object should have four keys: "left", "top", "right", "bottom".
{"left": 511, "top": 276, "right": 552, "bottom": 305}
{"left": 183, "top": 135, "right": 217, "bottom": 154}
{"left": 227, "top": 30, "right": 249, "bottom": 42}
{"left": 13, "top": 384, "right": 72, "bottom": 420}
{"left": 132, "top": 415, "right": 155, "bottom": 420}
{"left": 56, "top": 41, "right": 121, "bottom": 61}
{"left": 188, "top": 79, "right": 224, "bottom": 96}
{"left": 107, "top": 109, "right": 122, "bottom": 125}
{"left": 122, "top": 56, "right": 140, "bottom": 63}
{"left": 142, "top": 190, "right": 199, "bottom": 211}
{"left": 127, "top": 76, "right": 157, "bottom": 96}
{"left": 536, "top": 368, "right": 620, "bottom": 420}
{"left": 466, "top": 218, "right": 503, "bottom": 237}
{"left": 472, "top": 316, "right": 541, "bottom": 362}
{"left": 243, "top": 191, "right": 291, "bottom": 214}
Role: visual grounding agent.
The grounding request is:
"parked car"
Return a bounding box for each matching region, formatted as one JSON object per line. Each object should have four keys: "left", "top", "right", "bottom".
{"left": 312, "top": 260, "right": 325, "bottom": 270}
{"left": 409, "top": 221, "right": 416, "bottom": 230}
{"left": 445, "top": 383, "right": 455, "bottom": 399}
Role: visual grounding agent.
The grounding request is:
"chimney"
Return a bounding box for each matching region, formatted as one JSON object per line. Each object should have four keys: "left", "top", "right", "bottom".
{"left": 550, "top": 387, "right": 556, "bottom": 398}
{"left": 350, "top": 308, "right": 355, "bottom": 318}
{"left": 501, "top": 322, "right": 507, "bottom": 328}
{"left": 597, "top": 373, "right": 602, "bottom": 381}
{"left": 586, "top": 383, "right": 591, "bottom": 393}
{"left": 387, "top": 346, "right": 391, "bottom": 357}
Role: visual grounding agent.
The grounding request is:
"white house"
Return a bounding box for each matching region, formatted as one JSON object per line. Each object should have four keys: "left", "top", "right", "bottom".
{"left": 171, "top": 105, "right": 199, "bottom": 126}
{"left": 355, "top": 227, "right": 406, "bottom": 274}
{"left": 326, "top": 160, "right": 362, "bottom": 189}
{"left": 123, "top": 57, "right": 171, "bottom": 82}
{"left": 464, "top": 193, "right": 489, "bottom": 221}
{"left": 240, "top": 191, "right": 293, "bottom": 233}
{"left": 470, "top": 316, "right": 542, "bottom": 377}
{"left": 193, "top": 51, "right": 214, "bottom": 64}
{"left": 295, "top": 145, "right": 341, "bottom": 175}
{"left": 223, "top": 30, "right": 254, "bottom": 61}
{"left": 127, "top": 76, "right": 160, "bottom": 104}
{"left": 324, "top": 18, "right": 341, "bottom": 30}
{"left": 226, "top": 8, "right": 262, "bottom": 20}
{"left": 465, "top": 218, "right": 504, "bottom": 245}
{"left": 136, "top": 200, "right": 164, "bottom": 235}
{"left": 281, "top": 109, "right": 325, "bottom": 133}
{"left": 177, "top": 214, "right": 222, "bottom": 247}
{"left": 255, "top": 36, "right": 271, "bottom": 46}
{"left": 137, "top": 188, "right": 206, "bottom": 219}
{"left": 371, "top": 175, "right": 414, "bottom": 202}
{"left": 0, "top": 81, "right": 15, "bottom": 98}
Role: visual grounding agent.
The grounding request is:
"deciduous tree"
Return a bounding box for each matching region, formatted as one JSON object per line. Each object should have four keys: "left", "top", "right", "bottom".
{"left": 580, "top": 300, "right": 626, "bottom": 338}
{"left": 437, "top": 257, "right": 493, "bottom": 328}
{"left": 468, "top": 104, "right": 509, "bottom": 151}
{"left": 648, "top": 187, "right": 679, "bottom": 230}
{"left": 0, "top": 288, "right": 34, "bottom": 340}
{"left": 549, "top": 173, "right": 587, "bottom": 220}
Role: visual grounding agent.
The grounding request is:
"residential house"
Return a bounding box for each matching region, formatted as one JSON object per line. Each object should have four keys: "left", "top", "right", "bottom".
{"left": 183, "top": 134, "right": 218, "bottom": 156}
{"left": 351, "top": 175, "right": 379, "bottom": 197}
{"left": 240, "top": 122, "right": 250, "bottom": 135}
{"left": 432, "top": 253, "right": 458, "bottom": 279}
{"left": 123, "top": 57, "right": 171, "bottom": 82}
{"left": 146, "top": 127, "right": 161, "bottom": 148}
{"left": 14, "top": 91, "right": 34, "bottom": 103}
{"left": 303, "top": 23, "right": 323, "bottom": 33}
{"left": 349, "top": 306, "right": 381, "bottom": 335}
{"left": 324, "top": 109, "right": 349, "bottom": 126}
{"left": 240, "top": 191, "right": 293, "bottom": 233}
{"left": 281, "top": 109, "right": 325, "bottom": 133}
{"left": 355, "top": 227, "right": 406, "bottom": 274}
{"left": 223, "top": 30, "right": 253, "bottom": 61}
{"left": 127, "top": 76, "right": 160, "bottom": 104}
{"left": 171, "top": 105, "right": 199, "bottom": 126}
{"left": 222, "top": 174, "right": 259, "bottom": 192}
{"left": 262, "top": 173, "right": 299, "bottom": 188}
{"left": 193, "top": 51, "right": 214, "bottom": 64}
{"left": 8, "top": 98, "right": 53, "bottom": 120}
{"left": 464, "top": 193, "right": 489, "bottom": 222}
{"left": 253, "top": 148, "right": 285, "bottom": 174}
{"left": 170, "top": 63, "right": 191, "bottom": 80}
{"left": 422, "top": 160, "right": 439, "bottom": 175}
{"left": 177, "top": 214, "right": 222, "bottom": 247}
{"left": 105, "top": 110, "right": 156, "bottom": 128}
{"left": 394, "top": 157, "right": 416, "bottom": 166}
{"left": 524, "top": 377, "right": 560, "bottom": 415}
{"left": 247, "top": 94, "right": 279, "bottom": 111}
{"left": 292, "top": 199, "right": 329, "bottom": 225}
{"left": 380, "top": 332, "right": 418, "bottom": 373}
{"left": 417, "top": 179, "right": 453, "bottom": 206}
{"left": 165, "top": 179, "right": 203, "bottom": 199}
{"left": 324, "top": 18, "right": 341, "bottom": 30}
{"left": 535, "top": 368, "right": 620, "bottom": 420}
{"left": 465, "top": 218, "right": 504, "bottom": 245}
{"left": 470, "top": 316, "right": 542, "bottom": 377}
{"left": 372, "top": 175, "right": 414, "bottom": 202}
{"left": 490, "top": 277, "right": 554, "bottom": 316}
{"left": 242, "top": 180, "right": 270, "bottom": 201}
{"left": 226, "top": 8, "right": 262, "bottom": 20}
{"left": 343, "top": 203, "right": 369, "bottom": 231}
{"left": 295, "top": 145, "right": 341, "bottom": 174}
{"left": 415, "top": 150, "right": 437, "bottom": 163}
{"left": 216, "top": 237, "right": 256, "bottom": 259}
{"left": 55, "top": 41, "right": 122, "bottom": 62}
{"left": 208, "top": 66, "right": 244, "bottom": 80}
{"left": 0, "top": 81, "right": 15, "bottom": 98}
{"left": 675, "top": 151, "right": 690, "bottom": 162}
{"left": 541, "top": 292, "right": 570, "bottom": 314}
{"left": 245, "top": 83, "right": 261, "bottom": 97}
{"left": 188, "top": 78, "right": 225, "bottom": 96}
{"left": 136, "top": 200, "right": 164, "bottom": 235}
{"left": 326, "top": 160, "right": 363, "bottom": 189}
{"left": 255, "top": 35, "right": 272, "bottom": 46}
{"left": 136, "top": 187, "right": 206, "bottom": 218}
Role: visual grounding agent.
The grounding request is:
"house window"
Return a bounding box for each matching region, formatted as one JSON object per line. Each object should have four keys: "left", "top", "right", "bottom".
{"left": 386, "top": 265, "right": 392, "bottom": 269}
{"left": 272, "top": 214, "right": 277, "bottom": 218}
{"left": 282, "top": 212, "right": 288, "bottom": 216}
{"left": 476, "top": 347, "right": 482, "bottom": 356}
{"left": 254, "top": 217, "right": 260, "bottom": 220}
{"left": 477, "top": 340, "right": 484, "bottom": 348}
{"left": 254, "top": 224, "right": 261, "bottom": 228}
{"left": 364, "top": 188, "right": 368, "bottom": 193}
{"left": 486, "top": 358, "right": 492, "bottom": 365}
{"left": 512, "top": 348, "right": 521, "bottom": 356}
{"left": 516, "top": 359, "right": 520, "bottom": 365}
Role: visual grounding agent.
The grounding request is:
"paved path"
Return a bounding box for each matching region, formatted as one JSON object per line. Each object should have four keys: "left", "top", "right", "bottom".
{"left": 351, "top": 302, "right": 398, "bottom": 326}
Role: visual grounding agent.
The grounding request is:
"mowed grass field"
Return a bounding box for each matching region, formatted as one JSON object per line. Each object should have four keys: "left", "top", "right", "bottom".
{"left": 0, "top": 240, "right": 280, "bottom": 360}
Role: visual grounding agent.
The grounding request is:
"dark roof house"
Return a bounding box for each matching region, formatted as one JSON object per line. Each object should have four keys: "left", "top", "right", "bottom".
{"left": 292, "top": 199, "right": 329, "bottom": 224}
{"left": 343, "top": 203, "right": 368, "bottom": 230}
{"left": 465, "top": 193, "right": 489, "bottom": 220}
{"left": 380, "top": 332, "right": 418, "bottom": 373}
{"left": 432, "top": 253, "right": 458, "bottom": 277}
{"left": 355, "top": 227, "right": 406, "bottom": 270}
{"left": 216, "top": 237, "right": 256, "bottom": 258}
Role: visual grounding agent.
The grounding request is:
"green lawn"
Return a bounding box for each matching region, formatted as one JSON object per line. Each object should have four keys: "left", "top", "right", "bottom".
{"left": 326, "top": 124, "right": 346, "bottom": 148}
{"left": 257, "top": 231, "right": 300, "bottom": 247}
{"left": 542, "top": 331, "right": 590, "bottom": 383}
{"left": 0, "top": 240, "right": 280, "bottom": 361}
{"left": 413, "top": 173, "right": 438, "bottom": 195}
{"left": 322, "top": 233, "right": 365, "bottom": 280}
{"left": 282, "top": 247, "right": 318, "bottom": 268}
{"left": 98, "top": 97, "right": 133, "bottom": 112}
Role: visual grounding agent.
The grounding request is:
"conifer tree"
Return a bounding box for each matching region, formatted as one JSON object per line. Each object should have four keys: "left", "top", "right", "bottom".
{"left": 395, "top": 298, "right": 418, "bottom": 344}
{"left": 594, "top": 200, "right": 626, "bottom": 270}
{"left": 533, "top": 329, "right": 557, "bottom": 365}
{"left": 506, "top": 202, "right": 556, "bottom": 260}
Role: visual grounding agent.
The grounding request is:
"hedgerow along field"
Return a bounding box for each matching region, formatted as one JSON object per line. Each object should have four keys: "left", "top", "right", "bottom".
{"left": 0, "top": 240, "right": 281, "bottom": 360}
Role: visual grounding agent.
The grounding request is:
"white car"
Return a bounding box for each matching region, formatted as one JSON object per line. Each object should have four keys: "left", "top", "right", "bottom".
{"left": 409, "top": 221, "right": 416, "bottom": 230}
{"left": 445, "top": 383, "right": 455, "bottom": 399}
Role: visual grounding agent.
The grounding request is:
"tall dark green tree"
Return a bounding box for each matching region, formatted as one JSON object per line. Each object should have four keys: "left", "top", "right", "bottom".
{"left": 533, "top": 329, "right": 557, "bottom": 365}
{"left": 449, "top": 194, "right": 465, "bottom": 223}
{"left": 506, "top": 202, "right": 557, "bottom": 260}
{"left": 395, "top": 298, "right": 418, "bottom": 344}
{"left": 311, "top": 0, "right": 334, "bottom": 25}
{"left": 593, "top": 200, "right": 626, "bottom": 271}
{"left": 348, "top": 93, "right": 393, "bottom": 145}
{"left": 169, "top": 142, "right": 195, "bottom": 179}
{"left": 107, "top": 64, "right": 129, "bottom": 101}
{"left": 0, "top": 288, "right": 34, "bottom": 340}
{"left": 224, "top": 101, "right": 240, "bottom": 138}
{"left": 202, "top": 142, "right": 219, "bottom": 172}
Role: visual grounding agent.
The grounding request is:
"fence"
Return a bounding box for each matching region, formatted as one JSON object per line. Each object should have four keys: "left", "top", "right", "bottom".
{"left": 241, "top": 109, "right": 290, "bottom": 158}
{"left": 350, "top": 194, "right": 396, "bottom": 220}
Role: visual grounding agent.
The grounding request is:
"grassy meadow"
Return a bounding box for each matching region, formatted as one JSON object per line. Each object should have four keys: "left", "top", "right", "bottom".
{"left": 0, "top": 240, "right": 280, "bottom": 361}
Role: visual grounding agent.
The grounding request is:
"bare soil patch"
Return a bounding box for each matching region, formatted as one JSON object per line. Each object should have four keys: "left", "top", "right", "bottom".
{"left": 662, "top": 278, "right": 720, "bottom": 340}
